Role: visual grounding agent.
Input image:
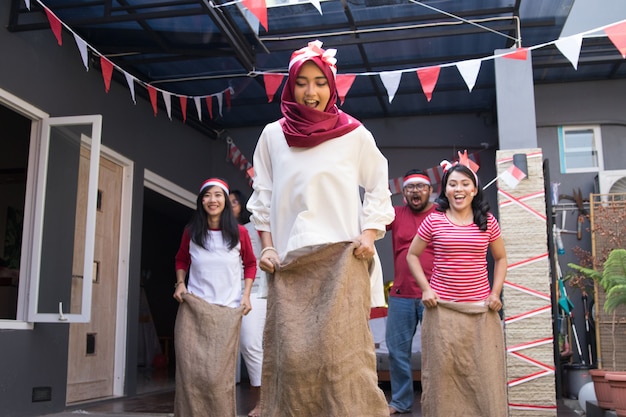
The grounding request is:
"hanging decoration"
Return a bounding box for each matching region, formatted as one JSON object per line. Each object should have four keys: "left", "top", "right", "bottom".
{"left": 387, "top": 150, "right": 481, "bottom": 195}
{"left": 29, "top": 1, "right": 626, "bottom": 130}
{"left": 226, "top": 138, "right": 254, "bottom": 186}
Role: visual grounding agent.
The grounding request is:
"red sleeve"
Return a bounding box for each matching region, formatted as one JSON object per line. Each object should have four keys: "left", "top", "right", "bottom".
{"left": 174, "top": 228, "right": 192, "bottom": 272}
{"left": 239, "top": 225, "right": 257, "bottom": 280}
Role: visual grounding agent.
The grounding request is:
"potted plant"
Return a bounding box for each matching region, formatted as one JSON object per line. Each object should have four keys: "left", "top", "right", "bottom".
{"left": 569, "top": 248, "right": 626, "bottom": 413}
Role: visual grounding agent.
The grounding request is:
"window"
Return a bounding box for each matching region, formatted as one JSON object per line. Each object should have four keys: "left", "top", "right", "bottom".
{"left": 558, "top": 125, "right": 604, "bottom": 173}
{"left": 0, "top": 88, "right": 101, "bottom": 328}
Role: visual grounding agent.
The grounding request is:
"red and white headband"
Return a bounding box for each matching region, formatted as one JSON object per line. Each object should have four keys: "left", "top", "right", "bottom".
{"left": 199, "top": 178, "right": 229, "bottom": 195}
{"left": 289, "top": 40, "right": 337, "bottom": 77}
{"left": 403, "top": 174, "right": 431, "bottom": 188}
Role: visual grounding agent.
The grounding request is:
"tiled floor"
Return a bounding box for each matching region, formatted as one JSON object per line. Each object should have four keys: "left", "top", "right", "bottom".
{"left": 54, "top": 370, "right": 582, "bottom": 417}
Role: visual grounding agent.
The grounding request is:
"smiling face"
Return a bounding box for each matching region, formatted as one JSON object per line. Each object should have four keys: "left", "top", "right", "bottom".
{"left": 201, "top": 185, "right": 226, "bottom": 224}
{"left": 445, "top": 170, "right": 477, "bottom": 211}
{"left": 293, "top": 61, "right": 331, "bottom": 112}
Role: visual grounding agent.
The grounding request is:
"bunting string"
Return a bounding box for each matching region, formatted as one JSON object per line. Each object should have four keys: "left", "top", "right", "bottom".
{"left": 27, "top": 0, "right": 626, "bottom": 125}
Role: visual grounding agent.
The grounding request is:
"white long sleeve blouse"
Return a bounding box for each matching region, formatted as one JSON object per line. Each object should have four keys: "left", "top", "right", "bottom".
{"left": 247, "top": 121, "right": 395, "bottom": 306}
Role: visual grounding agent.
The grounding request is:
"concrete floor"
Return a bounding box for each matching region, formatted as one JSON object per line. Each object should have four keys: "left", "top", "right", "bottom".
{"left": 40, "top": 378, "right": 583, "bottom": 417}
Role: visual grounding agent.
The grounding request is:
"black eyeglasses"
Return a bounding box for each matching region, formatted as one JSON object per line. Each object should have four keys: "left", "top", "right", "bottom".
{"left": 404, "top": 183, "right": 430, "bottom": 191}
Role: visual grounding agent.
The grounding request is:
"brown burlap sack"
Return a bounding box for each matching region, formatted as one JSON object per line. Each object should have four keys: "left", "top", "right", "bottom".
{"left": 261, "top": 241, "right": 389, "bottom": 417}
{"left": 421, "top": 300, "right": 508, "bottom": 417}
{"left": 174, "top": 293, "right": 243, "bottom": 417}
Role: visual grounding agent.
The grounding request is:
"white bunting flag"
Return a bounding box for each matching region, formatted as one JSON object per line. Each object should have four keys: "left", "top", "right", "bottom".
{"left": 24, "top": 0, "right": 30, "bottom": 10}
{"left": 555, "top": 34, "right": 583, "bottom": 70}
{"left": 124, "top": 73, "right": 136, "bottom": 104}
{"left": 193, "top": 97, "right": 202, "bottom": 121}
{"left": 73, "top": 34, "right": 89, "bottom": 71}
{"left": 217, "top": 92, "right": 223, "bottom": 117}
{"left": 237, "top": 3, "right": 260, "bottom": 36}
{"left": 456, "top": 59, "right": 481, "bottom": 92}
{"left": 380, "top": 71, "right": 402, "bottom": 103}
{"left": 162, "top": 91, "right": 172, "bottom": 120}
{"left": 309, "top": 0, "right": 322, "bottom": 14}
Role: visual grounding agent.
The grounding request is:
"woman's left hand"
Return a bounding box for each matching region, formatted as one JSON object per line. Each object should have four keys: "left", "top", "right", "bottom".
{"left": 354, "top": 229, "right": 377, "bottom": 260}
{"left": 485, "top": 293, "right": 502, "bottom": 311}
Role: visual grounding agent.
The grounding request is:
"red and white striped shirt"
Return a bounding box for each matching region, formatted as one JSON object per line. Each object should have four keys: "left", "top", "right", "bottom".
{"left": 417, "top": 211, "right": 501, "bottom": 302}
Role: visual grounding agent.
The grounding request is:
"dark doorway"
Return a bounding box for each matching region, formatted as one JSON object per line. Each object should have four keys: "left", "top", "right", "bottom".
{"left": 138, "top": 187, "right": 193, "bottom": 393}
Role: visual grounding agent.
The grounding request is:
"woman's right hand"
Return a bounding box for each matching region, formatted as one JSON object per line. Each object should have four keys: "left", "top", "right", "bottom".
{"left": 260, "top": 248, "right": 280, "bottom": 274}
{"left": 173, "top": 283, "right": 187, "bottom": 303}
{"left": 421, "top": 288, "right": 439, "bottom": 308}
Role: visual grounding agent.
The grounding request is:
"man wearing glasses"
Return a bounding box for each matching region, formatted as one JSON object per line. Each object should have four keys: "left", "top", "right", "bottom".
{"left": 386, "top": 169, "right": 437, "bottom": 415}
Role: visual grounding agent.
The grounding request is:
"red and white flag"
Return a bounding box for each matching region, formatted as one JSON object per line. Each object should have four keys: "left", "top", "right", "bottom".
{"left": 500, "top": 164, "right": 527, "bottom": 189}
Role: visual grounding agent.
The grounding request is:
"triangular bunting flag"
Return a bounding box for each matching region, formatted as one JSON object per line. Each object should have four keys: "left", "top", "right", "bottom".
{"left": 380, "top": 71, "right": 402, "bottom": 103}
{"left": 336, "top": 74, "right": 356, "bottom": 105}
{"left": 73, "top": 34, "right": 89, "bottom": 71}
{"left": 247, "top": 166, "right": 255, "bottom": 179}
{"left": 180, "top": 96, "right": 188, "bottom": 123}
{"left": 308, "top": 0, "right": 322, "bottom": 14}
{"left": 499, "top": 164, "right": 527, "bottom": 189}
{"left": 100, "top": 56, "right": 114, "bottom": 93}
{"left": 242, "top": 0, "right": 268, "bottom": 32}
{"left": 163, "top": 91, "right": 172, "bottom": 120}
{"left": 225, "top": 88, "right": 232, "bottom": 110}
{"left": 456, "top": 59, "right": 481, "bottom": 92}
{"left": 124, "top": 73, "right": 136, "bottom": 104}
{"left": 44, "top": 8, "right": 63, "bottom": 46}
{"left": 24, "top": 0, "right": 30, "bottom": 10}
{"left": 263, "top": 74, "right": 285, "bottom": 102}
{"left": 503, "top": 47, "right": 528, "bottom": 60}
{"left": 147, "top": 85, "right": 158, "bottom": 116}
{"left": 555, "top": 35, "right": 583, "bottom": 69}
{"left": 217, "top": 93, "right": 223, "bottom": 117}
{"left": 604, "top": 21, "right": 626, "bottom": 58}
{"left": 193, "top": 97, "right": 202, "bottom": 121}
{"left": 416, "top": 66, "right": 440, "bottom": 102}
{"left": 206, "top": 96, "right": 213, "bottom": 120}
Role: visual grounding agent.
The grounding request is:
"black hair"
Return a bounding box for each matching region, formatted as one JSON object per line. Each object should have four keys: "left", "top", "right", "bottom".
{"left": 435, "top": 164, "right": 490, "bottom": 231}
{"left": 230, "top": 189, "right": 252, "bottom": 224}
{"left": 187, "top": 179, "right": 240, "bottom": 250}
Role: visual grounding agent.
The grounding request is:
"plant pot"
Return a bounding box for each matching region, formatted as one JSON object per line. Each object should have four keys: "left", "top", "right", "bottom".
{"left": 606, "top": 372, "right": 626, "bottom": 417}
{"left": 589, "top": 369, "right": 614, "bottom": 409}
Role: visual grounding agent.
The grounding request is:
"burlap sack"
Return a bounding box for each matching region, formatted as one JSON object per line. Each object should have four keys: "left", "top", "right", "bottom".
{"left": 421, "top": 300, "right": 508, "bottom": 417}
{"left": 261, "top": 241, "right": 389, "bottom": 417}
{"left": 174, "top": 293, "right": 243, "bottom": 417}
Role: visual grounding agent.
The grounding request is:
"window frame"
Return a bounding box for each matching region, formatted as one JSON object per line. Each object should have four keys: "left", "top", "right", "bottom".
{"left": 0, "top": 88, "right": 102, "bottom": 328}
{"left": 558, "top": 125, "right": 604, "bottom": 174}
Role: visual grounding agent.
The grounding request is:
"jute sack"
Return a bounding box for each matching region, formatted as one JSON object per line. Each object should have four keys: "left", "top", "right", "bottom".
{"left": 174, "top": 293, "right": 243, "bottom": 417}
{"left": 261, "top": 241, "right": 388, "bottom": 417}
{"left": 421, "top": 300, "right": 508, "bottom": 417}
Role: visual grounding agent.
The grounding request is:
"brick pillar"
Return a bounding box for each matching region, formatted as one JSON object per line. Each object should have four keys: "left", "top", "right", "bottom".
{"left": 496, "top": 148, "right": 557, "bottom": 416}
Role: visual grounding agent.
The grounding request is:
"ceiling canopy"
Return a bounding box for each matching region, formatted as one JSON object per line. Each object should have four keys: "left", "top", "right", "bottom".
{"left": 9, "top": 0, "right": 626, "bottom": 138}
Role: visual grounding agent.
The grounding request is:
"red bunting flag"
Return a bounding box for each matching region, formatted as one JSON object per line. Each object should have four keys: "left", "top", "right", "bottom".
{"left": 503, "top": 47, "right": 528, "bottom": 60}
{"left": 147, "top": 85, "right": 158, "bottom": 116}
{"left": 100, "top": 56, "right": 114, "bottom": 93}
{"left": 206, "top": 96, "right": 213, "bottom": 120}
{"left": 416, "top": 66, "right": 441, "bottom": 102}
{"left": 263, "top": 74, "right": 285, "bottom": 102}
{"left": 225, "top": 88, "right": 231, "bottom": 110}
{"left": 44, "top": 8, "right": 63, "bottom": 46}
{"left": 242, "top": 0, "right": 268, "bottom": 32}
{"left": 336, "top": 74, "right": 356, "bottom": 105}
{"left": 179, "top": 96, "right": 187, "bottom": 123}
{"left": 604, "top": 21, "right": 626, "bottom": 58}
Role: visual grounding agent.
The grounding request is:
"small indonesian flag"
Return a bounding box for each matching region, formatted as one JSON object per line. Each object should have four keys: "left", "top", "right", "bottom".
{"left": 500, "top": 164, "right": 527, "bottom": 189}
